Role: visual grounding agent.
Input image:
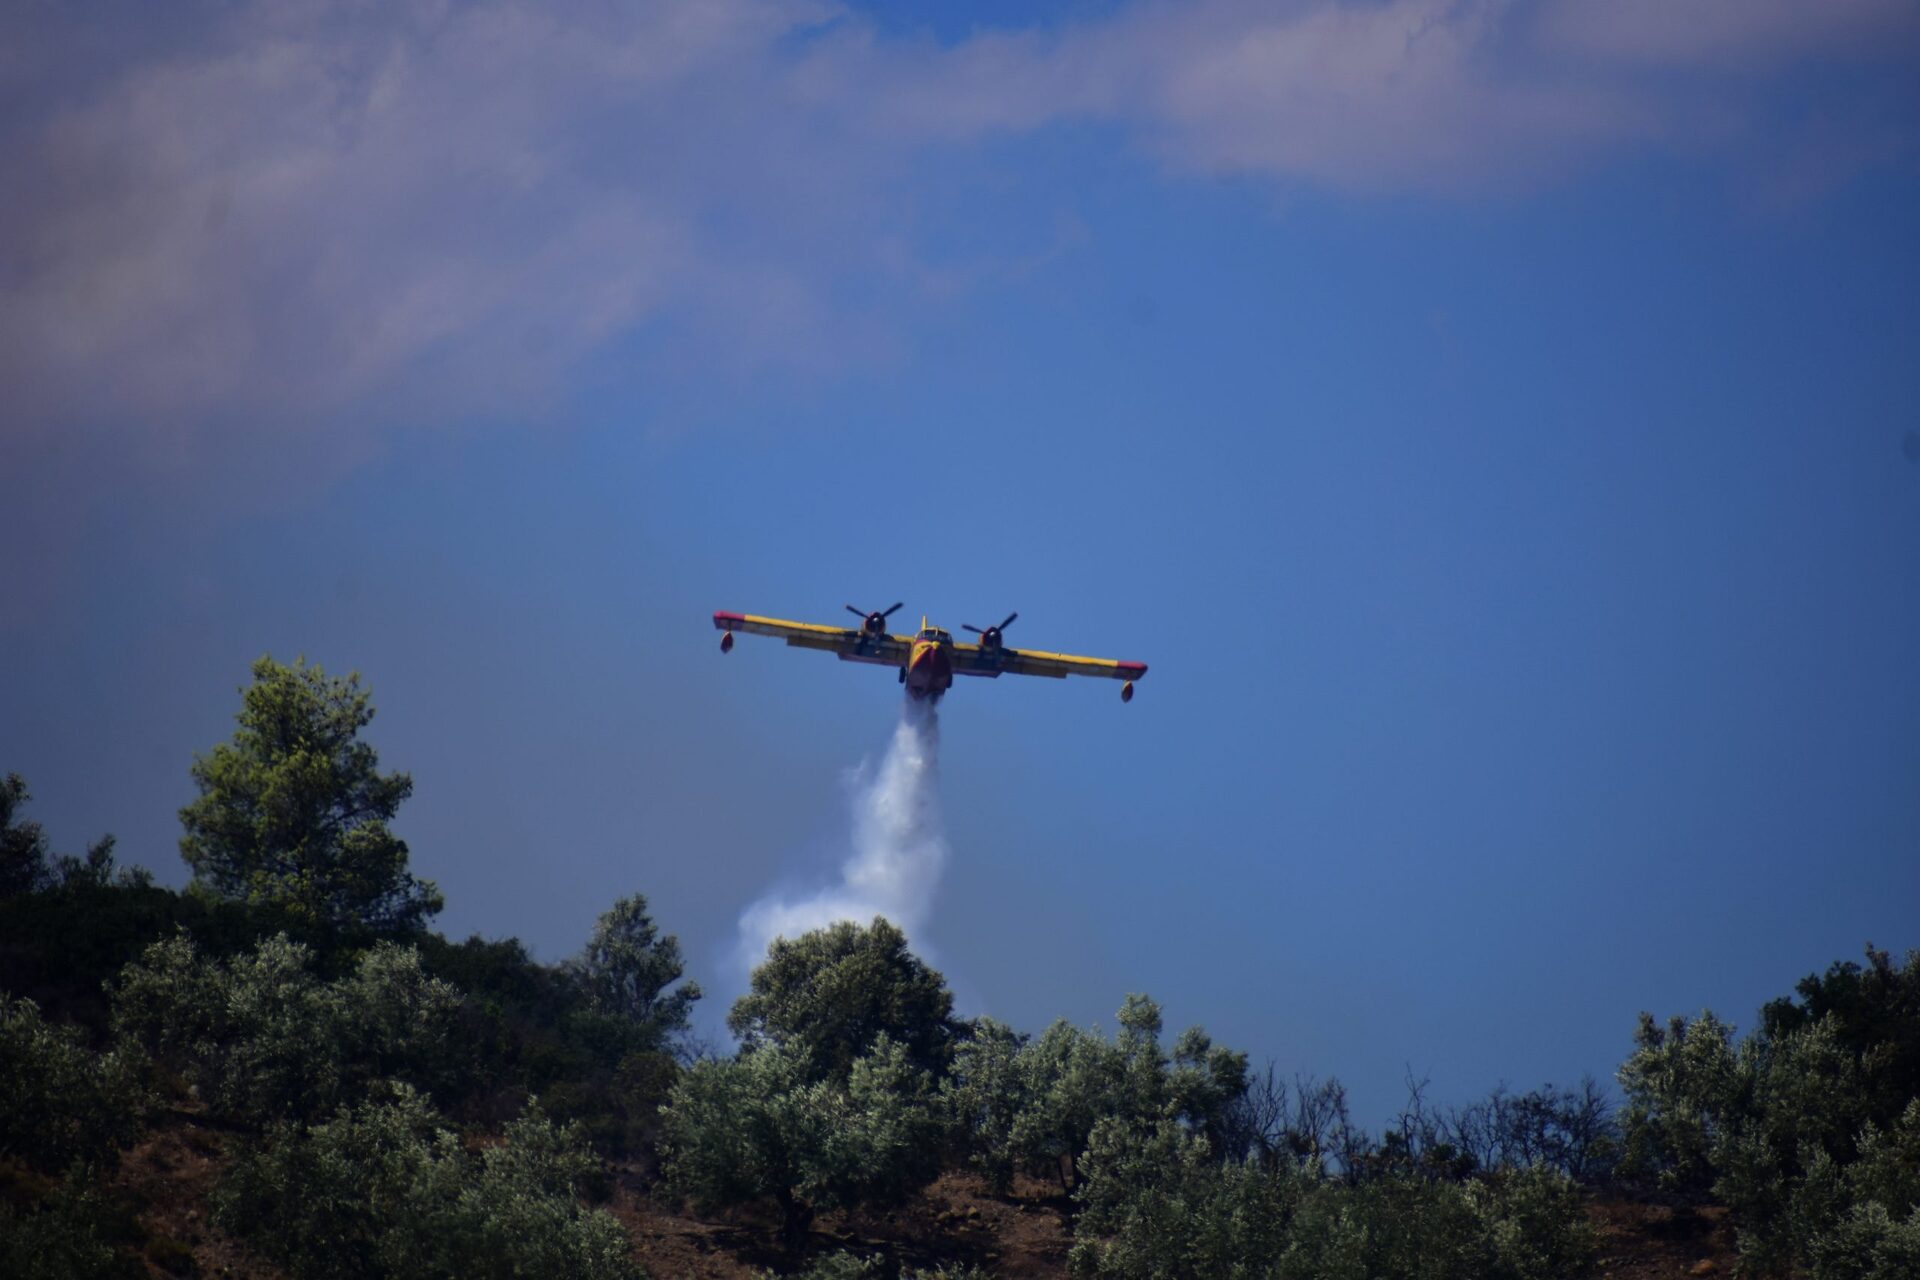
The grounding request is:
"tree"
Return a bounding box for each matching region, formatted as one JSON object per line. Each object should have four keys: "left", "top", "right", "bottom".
{"left": 111, "top": 933, "right": 459, "bottom": 1127}
{"left": 942, "top": 1017, "right": 1030, "bottom": 1192}
{"left": 179, "top": 656, "right": 441, "bottom": 932}
{"left": 2, "top": 773, "right": 122, "bottom": 896}
{"left": 1069, "top": 1119, "right": 1297, "bottom": 1280}
{"left": 216, "top": 1085, "right": 637, "bottom": 1280}
{"left": 571, "top": 894, "right": 701, "bottom": 1053}
{"left": 989, "top": 996, "right": 1249, "bottom": 1193}
{"left": 1617, "top": 948, "right": 1920, "bottom": 1275}
{"left": 0, "top": 994, "right": 148, "bottom": 1172}
{"left": 0, "top": 773, "right": 48, "bottom": 896}
{"left": 659, "top": 1035, "right": 945, "bottom": 1245}
{"left": 729, "top": 917, "right": 957, "bottom": 1082}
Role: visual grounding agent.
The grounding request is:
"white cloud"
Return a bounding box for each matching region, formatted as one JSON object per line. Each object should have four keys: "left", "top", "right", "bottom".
{"left": 1, "top": 0, "right": 1913, "bottom": 453}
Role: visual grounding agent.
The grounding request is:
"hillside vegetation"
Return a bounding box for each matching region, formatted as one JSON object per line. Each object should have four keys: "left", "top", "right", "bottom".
{"left": 3, "top": 658, "right": 1915, "bottom": 1278}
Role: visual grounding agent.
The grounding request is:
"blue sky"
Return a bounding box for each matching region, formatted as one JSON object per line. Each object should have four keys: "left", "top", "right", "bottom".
{"left": 4, "top": 0, "right": 1918, "bottom": 1125}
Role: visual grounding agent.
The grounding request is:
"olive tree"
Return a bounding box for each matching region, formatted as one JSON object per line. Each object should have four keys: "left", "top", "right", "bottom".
{"left": 729, "top": 918, "right": 957, "bottom": 1083}
{"left": 659, "top": 1035, "right": 944, "bottom": 1244}
{"left": 0, "top": 994, "right": 148, "bottom": 1171}
{"left": 216, "top": 1085, "right": 637, "bottom": 1280}
{"left": 112, "top": 932, "right": 459, "bottom": 1126}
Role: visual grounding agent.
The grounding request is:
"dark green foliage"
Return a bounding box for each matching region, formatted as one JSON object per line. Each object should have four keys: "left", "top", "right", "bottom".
{"left": 1, "top": 774, "right": 53, "bottom": 897}
{"left": 1068, "top": 1123, "right": 1593, "bottom": 1280}
{"left": 412, "top": 928, "right": 685, "bottom": 1154}
{"left": 1809, "top": 1202, "right": 1920, "bottom": 1280}
{"left": 1618, "top": 1009, "right": 1741, "bottom": 1193}
{"left": 571, "top": 894, "right": 701, "bottom": 1053}
{"left": 1619, "top": 945, "right": 1920, "bottom": 1275}
{"left": 1, "top": 773, "right": 126, "bottom": 898}
{"left": 216, "top": 1085, "right": 639, "bottom": 1280}
{"left": 942, "top": 1017, "right": 1028, "bottom": 1192}
{"left": 1761, "top": 946, "right": 1920, "bottom": 1144}
{"left": 660, "top": 1035, "right": 945, "bottom": 1242}
{"left": 0, "top": 867, "right": 320, "bottom": 1033}
{"left": 111, "top": 932, "right": 458, "bottom": 1127}
{"left": 951, "top": 994, "right": 1248, "bottom": 1193}
{"left": 179, "top": 656, "right": 441, "bottom": 932}
{"left": 0, "top": 778, "right": 175, "bottom": 1027}
{"left": 0, "top": 996, "right": 148, "bottom": 1173}
{"left": 1069, "top": 1119, "right": 1298, "bottom": 1279}
{"left": 730, "top": 918, "right": 958, "bottom": 1083}
{"left": 0, "top": 1165, "right": 145, "bottom": 1280}
{"left": 1291, "top": 1165, "right": 1593, "bottom": 1280}
{"left": 144, "top": 1233, "right": 196, "bottom": 1277}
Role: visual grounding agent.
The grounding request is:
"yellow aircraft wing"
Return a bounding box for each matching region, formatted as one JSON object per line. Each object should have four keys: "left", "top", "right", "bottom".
{"left": 712, "top": 611, "right": 910, "bottom": 667}
{"left": 951, "top": 642, "right": 1148, "bottom": 684}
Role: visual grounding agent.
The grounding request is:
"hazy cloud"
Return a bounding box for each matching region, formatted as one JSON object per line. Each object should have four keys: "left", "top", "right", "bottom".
{"left": 2, "top": 0, "right": 1914, "bottom": 450}
{"left": 1533, "top": 0, "right": 1920, "bottom": 69}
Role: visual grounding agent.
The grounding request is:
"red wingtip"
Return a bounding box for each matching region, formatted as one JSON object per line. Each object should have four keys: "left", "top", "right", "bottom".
{"left": 713, "top": 611, "right": 746, "bottom": 630}
{"left": 1117, "top": 661, "right": 1149, "bottom": 678}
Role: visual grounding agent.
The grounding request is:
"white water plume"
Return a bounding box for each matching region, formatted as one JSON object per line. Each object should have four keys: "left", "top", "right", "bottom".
{"left": 736, "top": 699, "right": 947, "bottom": 968}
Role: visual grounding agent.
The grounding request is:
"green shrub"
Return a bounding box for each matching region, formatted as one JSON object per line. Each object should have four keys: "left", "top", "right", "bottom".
{"left": 1618, "top": 946, "right": 1920, "bottom": 1275}
{"left": 1467, "top": 1166, "right": 1598, "bottom": 1280}
{"left": 942, "top": 1017, "right": 1028, "bottom": 1192}
{"left": 1069, "top": 1119, "right": 1297, "bottom": 1279}
{"left": 215, "top": 1085, "right": 638, "bottom": 1280}
{"left": 111, "top": 932, "right": 457, "bottom": 1126}
{"left": 660, "top": 1035, "right": 945, "bottom": 1242}
{"left": 730, "top": 919, "right": 958, "bottom": 1084}
{"left": 957, "top": 995, "right": 1247, "bottom": 1193}
{"left": 1067, "top": 1114, "right": 1592, "bottom": 1280}
{"left": 1808, "top": 1202, "right": 1920, "bottom": 1280}
{"left": 0, "top": 1165, "right": 144, "bottom": 1280}
{"left": 0, "top": 996, "right": 148, "bottom": 1172}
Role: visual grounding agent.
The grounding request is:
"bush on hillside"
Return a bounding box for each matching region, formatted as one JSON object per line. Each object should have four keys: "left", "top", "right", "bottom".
{"left": 0, "top": 995, "right": 148, "bottom": 1172}
{"left": 1067, "top": 1115, "right": 1594, "bottom": 1280}
{"left": 215, "top": 1085, "right": 637, "bottom": 1280}
{"left": 951, "top": 994, "right": 1248, "bottom": 1193}
{"left": 1619, "top": 945, "right": 1920, "bottom": 1275}
{"left": 111, "top": 932, "right": 458, "bottom": 1126}
{"left": 0, "top": 1165, "right": 144, "bottom": 1280}
{"left": 1068, "top": 1118, "right": 1298, "bottom": 1279}
{"left": 729, "top": 918, "right": 959, "bottom": 1084}
{"left": 660, "top": 1036, "right": 944, "bottom": 1243}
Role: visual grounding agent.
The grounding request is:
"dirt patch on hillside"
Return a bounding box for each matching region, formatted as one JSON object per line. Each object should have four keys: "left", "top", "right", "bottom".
{"left": 109, "top": 1108, "right": 276, "bottom": 1280}
{"left": 1589, "top": 1196, "right": 1739, "bottom": 1280}
{"left": 610, "top": 1171, "right": 1074, "bottom": 1278}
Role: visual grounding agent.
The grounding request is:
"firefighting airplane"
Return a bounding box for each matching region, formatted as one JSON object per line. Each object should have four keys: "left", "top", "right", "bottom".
{"left": 713, "top": 603, "right": 1149, "bottom": 703}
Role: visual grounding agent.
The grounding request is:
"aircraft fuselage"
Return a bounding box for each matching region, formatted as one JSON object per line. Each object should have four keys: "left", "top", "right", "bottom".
{"left": 904, "top": 633, "right": 954, "bottom": 700}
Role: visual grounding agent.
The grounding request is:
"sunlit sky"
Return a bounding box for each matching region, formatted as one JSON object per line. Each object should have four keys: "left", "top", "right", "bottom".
{"left": 5, "top": 0, "right": 1919, "bottom": 1125}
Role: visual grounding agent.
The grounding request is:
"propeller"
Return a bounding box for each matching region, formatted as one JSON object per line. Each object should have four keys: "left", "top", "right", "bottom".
{"left": 961, "top": 611, "right": 1018, "bottom": 648}
{"left": 846, "top": 602, "right": 904, "bottom": 634}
